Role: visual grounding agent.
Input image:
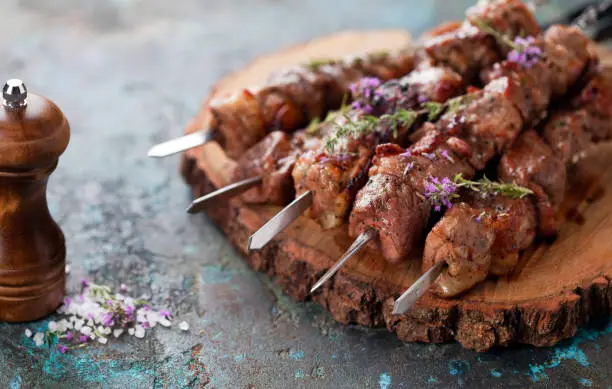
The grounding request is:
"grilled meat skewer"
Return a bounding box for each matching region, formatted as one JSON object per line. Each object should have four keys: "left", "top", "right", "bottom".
{"left": 149, "top": 48, "right": 416, "bottom": 159}
{"left": 421, "top": 69, "right": 612, "bottom": 299}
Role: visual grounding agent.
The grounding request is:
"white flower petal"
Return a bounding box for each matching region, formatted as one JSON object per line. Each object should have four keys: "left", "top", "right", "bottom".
{"left": 128, "top": 328, "right": 135, "bottom": 336}
{"left": 97, "top": 337, "right": 108, "bottom": 344}
{"left": 48, "top": 321, "right": 57, "bottom": 331}
{"left": 24, "top": 329, "right": 32, "bottom": 338}
{"left": 113, "top": 329, "right": 124, "bottom": 338}
{"left": 178, "top": 321, "right": 190, "bottom": 331}
{"left": 33, "top": 332, "right": 45, "bottom": 347}
{"left": 80, "top": 326, "right": 92, "bottom": 335}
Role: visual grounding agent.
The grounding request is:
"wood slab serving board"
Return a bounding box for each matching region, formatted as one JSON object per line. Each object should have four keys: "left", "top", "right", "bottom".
{"left": 180, "top": 30, "right": 612, "bottom": 351}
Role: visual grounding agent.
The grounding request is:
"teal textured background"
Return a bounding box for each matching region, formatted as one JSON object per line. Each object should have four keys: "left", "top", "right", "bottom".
{"left": 0, "top": 0, "right": 609, "bottom": 388}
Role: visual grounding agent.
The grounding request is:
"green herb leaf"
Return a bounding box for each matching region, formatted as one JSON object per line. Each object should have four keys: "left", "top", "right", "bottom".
{"left": 423, "top": 102, "right": 445, "bottom": 121}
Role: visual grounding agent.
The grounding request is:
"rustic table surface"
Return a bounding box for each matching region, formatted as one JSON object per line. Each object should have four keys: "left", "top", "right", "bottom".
{"left": 0, "top": 0, "right": 610, "bottom": 388}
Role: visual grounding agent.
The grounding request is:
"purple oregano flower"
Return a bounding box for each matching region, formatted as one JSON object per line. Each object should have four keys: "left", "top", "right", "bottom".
{"left": 349, "top": 77, "right": 382, "bottom": 113}
{"left": 424, "top": 176, "right": 458, "bottom": 212}
{"left": 507, "top": 36, "right": 542, "bottom": 68}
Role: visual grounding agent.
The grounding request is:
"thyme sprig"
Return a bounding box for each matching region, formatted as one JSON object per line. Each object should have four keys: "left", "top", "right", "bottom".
{"left": 325, "top": 108, "right": 418, "bottom": 153}
{"left": 470, "top": 18, "right": 520, "bottom": 51}
{"left": 305, "top": 93, "right": 350, "bottom": 135}
{"left": 424, "top": 173, "right": 533, "bottom": 212}
{"left": 453, "top": 173, "right": 533, "bottom": 199}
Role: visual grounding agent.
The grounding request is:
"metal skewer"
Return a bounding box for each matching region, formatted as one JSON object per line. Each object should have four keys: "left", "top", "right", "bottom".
{"left": 187, "top": 176, "right": 263, "bottom": 214}
{"left": 310, "top": 229, "right": 376, "bottom": 293}
{"left": 392, "top": 261, "right": 445, "bottom": 315}
{"left": 247, "top": 191, "right": 314, "bottom": 251}
{"left": 148, "top": 131, "right": 214, "bottom": 158}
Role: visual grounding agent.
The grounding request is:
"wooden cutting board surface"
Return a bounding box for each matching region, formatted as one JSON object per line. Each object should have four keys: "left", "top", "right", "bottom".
{"left": 181, "top": 30, "right": 612, "bottom": 351}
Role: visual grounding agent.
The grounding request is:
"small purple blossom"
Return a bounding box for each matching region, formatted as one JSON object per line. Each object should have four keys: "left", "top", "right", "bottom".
{"left": 64, "top": 297, "right": 72, "bottom": 306}
{"left": 79, "top": 335, "right": 89, "bottom": 343}
{"left": 507, "top": 36, "right": 542, "bottom": 68}
{"left": 424, "top": 176, "right": 458, "bottom": 212}
{"left": 120, "top": 284, "right": 128, "bottom": 292}
{"left": 403, "top": 161, "right": 415, "bottom": 176}
{"left": 125, "top": 305, "right": 135, "bottom": 318}
{"left": 417, "top": 94, "right": 428, "bottom": 104}
{"left": 159, "top": 310, "right": 172, "bottom": 318}
{"left": 350, "top": 77, "right": 381, "bottom": 98}
{"left": 81, "top": 279, "right": 89, "bottom": 288}
{"left": 65, "top": 331, "right": 73, "bottom": 341}
{"left": 57, "top": 345, "right": 68, "bottom": 354}
{"left": 440, "top": 149, "right": 454, "bottom": 162}
{"left": 423, "top": 152, "right": 436, "bottom": 160}
{"left": 103, "top": 312, "right": 114, "bottom": 326}
{"left": 351, "top": 100, "right": 374, "bottom": 114}
{"left": 141, "top": 322, "right": 150, "bottom": 329}
{"left": 143, "top": 305, "right": 151, "bottom": 311}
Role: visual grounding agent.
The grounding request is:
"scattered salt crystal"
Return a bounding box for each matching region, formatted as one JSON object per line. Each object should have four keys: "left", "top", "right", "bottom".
{"left": 159, "top": 318, "right": 171, "bottom": 328}
{"left": 179, "top": 321, "right": 190, "bottom": 331}
{"left": 97, "top": 337, "right": 108, "bottom": 345}
{"left": 134, "top": 325, "right": 145, "bottom": 339}
{"left": 128, "top": 328, "right": 135, "bottom": 336}
{"left": 113, "top": 329, "right": 123, "bottom": 338}
{"left": 24, "top": 329, "right": 32, "bottom": 338}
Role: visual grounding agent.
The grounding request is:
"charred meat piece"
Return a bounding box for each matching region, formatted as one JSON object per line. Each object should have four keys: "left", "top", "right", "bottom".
{"left": 233, "top": 131, "right": 296, "bottom": 205}
{"left": 466, "top": 0, "right": 540, "bottom": 39}
{"left": 542, "top": 25, "right": 591, "bottom": 99}
{"left": 499, "top": 130, "right": 566, "bottom": 236}
{"left": 423, "top": 0, "right": 539, "bottom": 77}
{"left": 210, "top": 49, "right": 416, "bottom": 158}
{"left": 423, "top": 193, "right": 536, "bottom": 297}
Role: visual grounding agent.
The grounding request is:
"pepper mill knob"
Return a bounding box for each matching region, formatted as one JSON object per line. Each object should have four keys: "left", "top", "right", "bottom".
{"left": 0, "top": 79, "right": 70, "bottom": 322}
{"left": 3, "top": 79, "right": 27, "bottom": 108}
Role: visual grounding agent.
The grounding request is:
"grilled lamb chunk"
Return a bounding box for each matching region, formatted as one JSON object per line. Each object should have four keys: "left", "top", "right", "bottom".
{"left": 542, "top": 25, "right": 591, "bottom": 99}
{"left": 542, "top": 110, "right": 593, "bottom": 166}
{"left": 233, "top": 131, "right": 296, "bottom": 205}
{"left": 349, "top": 141, "right": 474, "bottom": 262}
{"left": 423, "top": 202, "right": 494, "bottom": 297}
{"left": 422, "top": 193, "right": 536, "bottom": 297}
{"left": 466, "top": 0, "right": 540, "bottom": 39}
{"left": 481, "top": 60, "right": 551, "bottom": 125}
{"left": 423, "top": 0, "right": 539, "bottom": 77}
{"left": 423, "top": 23, "right": 499, "bottom": 77}
{"left": 498, "top": 130, "right": 566, "bottom": 237}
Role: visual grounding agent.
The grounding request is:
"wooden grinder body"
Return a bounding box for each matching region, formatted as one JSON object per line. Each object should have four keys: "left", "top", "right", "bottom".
{"left": 0, "top": 88, "right": 70, "bottom": 322}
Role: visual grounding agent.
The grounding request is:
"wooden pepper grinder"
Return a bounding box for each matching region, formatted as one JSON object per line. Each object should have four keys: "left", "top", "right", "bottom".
{"left": 0, "top": 79, "right": 70, "bottom": 322}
